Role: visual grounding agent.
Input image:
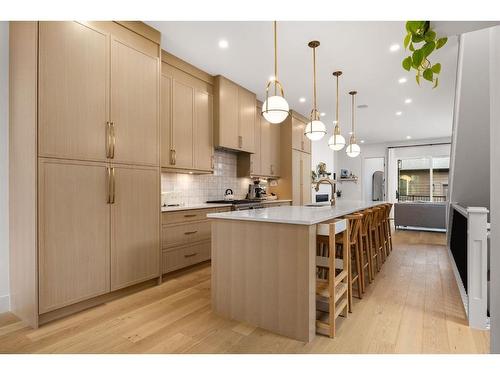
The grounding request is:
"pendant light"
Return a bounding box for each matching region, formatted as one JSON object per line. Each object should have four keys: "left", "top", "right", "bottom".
{"left": 262, "top": 21, "right": 289, "bottom": 124}
{"left": 328, "top": 71, "right": 346, "bottom": 151}
{"left": 304, "top": 41, "right": 326, "bottom": 141}
{"left": 346, "top": 90, "right": 361, "bottom": 158}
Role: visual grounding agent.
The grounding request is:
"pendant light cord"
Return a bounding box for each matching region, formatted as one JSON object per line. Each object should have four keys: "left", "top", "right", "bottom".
{"left": 336, "top": 75, "right": 339, "bottom": 124}
{"left": 312, "top": 47, "right": 317, "bottom": 116}
{"left": 274, "top": 21, "right": 277, "bottom": 96}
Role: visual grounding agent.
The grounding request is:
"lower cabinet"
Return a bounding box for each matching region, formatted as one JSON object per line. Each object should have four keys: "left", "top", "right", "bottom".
{"left": 292, "top": 150, "right": 312, "bottom": 206}
{"left": 38, "top": 158, "right": 160, "bottom": 313}
{"left": 161, "top": 206, "right": 230, "bottom": 274}
{"left": 38, "top": 159, "right": 111, "bottom": 314}
{"left": 110, "top": 165, "right": 160, "bottom": 290}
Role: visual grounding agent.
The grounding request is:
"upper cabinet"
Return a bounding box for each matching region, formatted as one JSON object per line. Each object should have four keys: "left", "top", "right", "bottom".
{"left": 291, "top": 112, "right": 311, "bottom": 154}
{"left": 38, "top": 21, "right": 160, "bottom": 167}
{"left": 214, "top": 75, "right": 255, "bottom": 153}
{"left": 160, "top": 52, "right": 214, "bottom": 173}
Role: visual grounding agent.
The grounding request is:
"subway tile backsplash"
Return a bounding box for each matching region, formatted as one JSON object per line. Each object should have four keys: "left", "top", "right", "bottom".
{"left": 161, "top": 149, "right": 251, "bottom": 206}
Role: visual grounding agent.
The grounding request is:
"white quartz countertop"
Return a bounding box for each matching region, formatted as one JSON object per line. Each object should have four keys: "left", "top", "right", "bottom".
{"left": 161, "top": 199, "right": 292, "bottom": 213}
{"left": 207, "top": 200, "right": 386, "bottom": 225}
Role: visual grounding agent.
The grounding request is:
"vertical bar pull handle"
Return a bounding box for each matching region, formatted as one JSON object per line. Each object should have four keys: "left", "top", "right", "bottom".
{"left": 111, "top": 167, "right": 116, "bottom": 204}
{"left": 106, "top": 167, "right": 111, "bottom": 204}
{"left": 106, "top": 121, "right": 111, "bottom": 158}
{"left": 110, "top": 121, "right": 116, "bottom": 159}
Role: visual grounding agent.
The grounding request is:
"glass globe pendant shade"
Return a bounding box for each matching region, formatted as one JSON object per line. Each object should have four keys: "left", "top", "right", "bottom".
{"left": 346, "top": 143, "right": 361, "bottom": 158}
{"left": 328, "top": 134, "right": 346, "bottom": 151}
{"left": 262, "top": 95, "right": 290, "bottom": 124}
{"left": 304, "top": 120, "right": 326, "bottom": 141}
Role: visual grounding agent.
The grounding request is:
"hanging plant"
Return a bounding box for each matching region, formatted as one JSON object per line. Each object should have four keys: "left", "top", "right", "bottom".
{"left": 402, "top": 21, "right": 447, "bottom": 88}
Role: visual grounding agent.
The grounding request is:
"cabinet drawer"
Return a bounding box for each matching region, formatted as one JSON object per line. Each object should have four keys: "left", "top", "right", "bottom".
{"left": 162, "top": 221, "right": 210, "bottom": 249}
{"left": 162, "top": 241, "right": 211, "bottom": 274}
{"left": 162, "top": 209, "right": 209, "bottom": 224}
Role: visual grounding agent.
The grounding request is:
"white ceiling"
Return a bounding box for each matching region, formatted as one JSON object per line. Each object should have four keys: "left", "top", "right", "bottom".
{"left": 146, "top": 21, "right": 459, "bottom": 144}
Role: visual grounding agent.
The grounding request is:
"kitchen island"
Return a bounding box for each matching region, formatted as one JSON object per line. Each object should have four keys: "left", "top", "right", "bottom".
{"left": 207, "top": 200, "right": 385, "bottom": 342}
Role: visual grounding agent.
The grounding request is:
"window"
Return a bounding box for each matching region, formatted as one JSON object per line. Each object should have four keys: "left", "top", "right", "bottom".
{"left": 397, "top": 156, "right": 449, "bottom": 202}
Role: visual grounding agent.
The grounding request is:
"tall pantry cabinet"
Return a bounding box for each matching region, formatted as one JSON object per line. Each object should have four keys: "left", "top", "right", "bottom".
{"left": 9, "top": 21, "right": 161, "bottom": 327}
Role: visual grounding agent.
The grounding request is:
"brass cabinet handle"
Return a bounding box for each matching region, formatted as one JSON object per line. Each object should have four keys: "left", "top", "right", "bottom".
{"left": 184, "top": 231, "right": 198, "bottom": 235}
{"left": 106, "top": 167, "right": 112, "bottom": 204}
{"left": 184, "top": 214, "right": 197, "bottom": 218}
{"left": 184, "top": 253, "right": 198, "bottom": 258}
{"left": 238, "top": 135, "right": 243, "bottom": 148}
{"left": 170, "top": 149, "right": 176, "bottom": 165}
{"left": 106, "top": 121, "right": 111, "bottom": 158}
{"left": 250, "top": 160, "right": 253, "bottom": 174}
{"left": 111, "top": 167, "right": 116, "bottom": 204}
{"left": 211, "top": 155, "right": 214, "bottom": 169}
{"left": 271, "top": 164, "right": 274, "bottom": 175}
{"left": 110, "top": 121, "right": 116, "bottom": 159}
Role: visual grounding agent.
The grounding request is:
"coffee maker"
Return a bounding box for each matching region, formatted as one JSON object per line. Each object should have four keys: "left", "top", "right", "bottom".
{"left": 248, "top": 180, "right": 265, "bottom": 199}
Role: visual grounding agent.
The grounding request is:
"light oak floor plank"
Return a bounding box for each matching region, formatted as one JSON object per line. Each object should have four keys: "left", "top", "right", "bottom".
{"left": 0, "top": 230, "right": 489, "bottom": 354}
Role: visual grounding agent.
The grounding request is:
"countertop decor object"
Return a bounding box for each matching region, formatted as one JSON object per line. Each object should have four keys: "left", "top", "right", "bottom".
{"left": 346, "top": 91, "right": 361, "bottom": 158}
{"left": 261, "top": 21, "right": 289, "bottom": 124}
{"left": 328, "top": 71, "right": 346, "bottom": 151}
{"left": 304, "top": 41, "right": 326, "bottom": 141}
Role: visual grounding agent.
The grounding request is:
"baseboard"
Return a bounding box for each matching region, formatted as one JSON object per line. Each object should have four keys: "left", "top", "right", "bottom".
{"left": 0, "top": 294, "right": 10, "bottom": 313}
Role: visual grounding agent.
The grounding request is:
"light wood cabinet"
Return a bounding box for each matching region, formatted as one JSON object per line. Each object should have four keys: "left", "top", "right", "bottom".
{"left": 161, "top": 56, "right": 214, "bottom": 173}
{"left": 110, "top": 166, "right": 160, "bottom": 290}
{"left": 10, "top": 21, "right": 162, "bottom": 327}
{"left": 237, "top": 102, "right": 281, "bottom": 178}
{"left": 268, "top": 111, "right": 312, "bottom": 204}
{"left": 214, "top": 75, "right": 255, "bottom": 153}
{"left": 291, "top": 114, "right": 312, "bottom": 154}
{"left": 38, "top": 159, "right": 111, "bottom": 314}
{"left": 110, "top": 38, "right": 159, "bottom": 166}
{"left": 38, "top": 22, "right": 109, "bottom": 162}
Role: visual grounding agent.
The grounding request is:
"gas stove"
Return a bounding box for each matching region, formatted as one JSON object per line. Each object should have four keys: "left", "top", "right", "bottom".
{"left": 206, "top": 199, "right": 265, "bottom": 211}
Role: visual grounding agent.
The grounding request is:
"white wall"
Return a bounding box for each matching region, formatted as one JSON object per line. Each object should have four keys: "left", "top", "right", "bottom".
{"left": 489, "top": 25, "right": 500, "bottom": 354}
{"left": 0, "top": 22, "right": 9, "bottom": 313}
{"left": 449, "top": 29, "right": 491, "bottom": 209}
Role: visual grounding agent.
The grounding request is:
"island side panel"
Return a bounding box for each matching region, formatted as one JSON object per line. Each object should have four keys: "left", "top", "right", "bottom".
{"left": 211, "top": 219, "right": 316, "bottom": 342}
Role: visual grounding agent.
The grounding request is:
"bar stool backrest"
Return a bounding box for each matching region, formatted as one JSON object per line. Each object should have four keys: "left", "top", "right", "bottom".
{"left": 344, "top": 213, "right": 363, "bottom": 243}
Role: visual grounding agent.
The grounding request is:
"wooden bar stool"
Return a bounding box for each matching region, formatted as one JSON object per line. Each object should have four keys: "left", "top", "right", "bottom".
{"left": 369, "top": 206, "right": 383, "bottom": 275}
{"left": 384, "top": 203, "right": 393, "bottom": 255}
{"left": 359, "top": 209, "right": 374, "bottom": 284}
{"left": 315, "top": 219, "right": 349, "bottom": 338}
{"left": 376, "top": 204, "right": 389, "bottom": 262}
{"left": 336, "top": 214, "right": 364, "bottom": 310}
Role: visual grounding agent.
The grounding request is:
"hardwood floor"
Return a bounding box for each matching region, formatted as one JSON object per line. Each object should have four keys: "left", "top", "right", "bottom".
{"left": 0, "top": 230, "right": 489, "bottom": 353}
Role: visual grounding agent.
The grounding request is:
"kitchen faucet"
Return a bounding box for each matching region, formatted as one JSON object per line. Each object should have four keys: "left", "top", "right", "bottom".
{"left": 314, "top": 178, "right": 337, "bottom": 206}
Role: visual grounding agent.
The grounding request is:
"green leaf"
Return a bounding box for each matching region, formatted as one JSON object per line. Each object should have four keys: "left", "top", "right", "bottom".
{"left": 423, "top": 68, "right": 434, "bottom": 82}
{"left": 424, "top": 29, "right": 436, "bottom": 42}
{"left": 402, "top": 56, "right": 412, "bottom": 71}
{"left": 412, "top": 49, "right": 424, "bottom": 68}
{"left": 416, "top": 74, "right": 421, "bottom": 85}
{"left": 421, "top": 41, "right": 436, "bottom": 57}
{"left": 431, "top": 63, "right": 441, "bottom": 74}
{"left": 409, "top": 43, "right": 415, "bottom": 52}
{"left": 412, "top": 33, "right": 425, "bottom": 43}
{"left": 433, "top": 77, "right": 439, "bottom": 88}
{"left": 436, "top": 37, "right": 448, "bottom": 49}
{"left": 407, "top": 21, "right": 425, "bottom": 34}
{"left": 404, "top": 33, "right": 411, "bottom": 49}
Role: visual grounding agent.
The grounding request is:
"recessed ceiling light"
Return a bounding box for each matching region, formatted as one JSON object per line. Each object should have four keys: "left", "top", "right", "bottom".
{"left": 299, "top": 97, "right": 306, "bottom": 103}
{"left": 398, "top": 77, "right": 407, "bottom": 84}
{"left": 390, "top": 44, "right": 401, "bottom": 52}
{"left": 348, "top": 131, "right": 353, "bottom": 135}
{"left": 360, "top": 140, "right": 365, "bottom": 143}
{"left": 406, "top": 135, "right": 412, "bottom": 139}
{"left": 218, "top": 39, "right": 229, "bottom": 49}
{"left": 396, "top": 111, "right": 403, "bottom": 116}
{"left": 320, "top": 112, "right": 326, "bottom": 117}
{"left": 405, "top": 98, "right": 412, "bottom": 104}
{"left": 268, "top": 75, "right": 276, "bottom": 82}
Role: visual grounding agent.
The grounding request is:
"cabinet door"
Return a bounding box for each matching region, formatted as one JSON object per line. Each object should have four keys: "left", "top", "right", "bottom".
{"left": 291, "top": 116, "right": 312, "bottom": 154}
{"left": 111, "top": 166, "right": 160, "bottom": 290}
{"left": 301, "top": 152, "right": 312, "bottom": 204}
{"left": 111, "top": 38, "right": 159, "bottom": 166}
{"left": 160, "top": 72, "right": 173, "bottom": 168}
{"left": 270, "top": 123, "right": 281, "bottom": 177}
{"left": 38, "top": 159, "right": 110, "bottom": 313}
{"left": 172, "top": 80, "right": 194, "bottom": 169}
{"left": 195, "top": 89, "right": 214, "bottom": 171}
{"left": 216, "top": 77, "right": 239, "bottom": 150}
{"left": 260, "top": 114, "right": 272, "bottom": 176}
{"left": 38, "top": 21, "right": 109, "bottom": 162}
{"left": 292, "top": 150, "right": 302, "bottom": 205}
{"left": 251, "top": 107, "right": 262, "bottom": 176}
{"left": 238, "top": 88, "right": 256, "bottom": 152}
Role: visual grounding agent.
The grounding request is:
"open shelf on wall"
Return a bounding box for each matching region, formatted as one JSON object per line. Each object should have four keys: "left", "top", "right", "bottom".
{"left": 337, "top": 176, "right": 359, "bottom": 183}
